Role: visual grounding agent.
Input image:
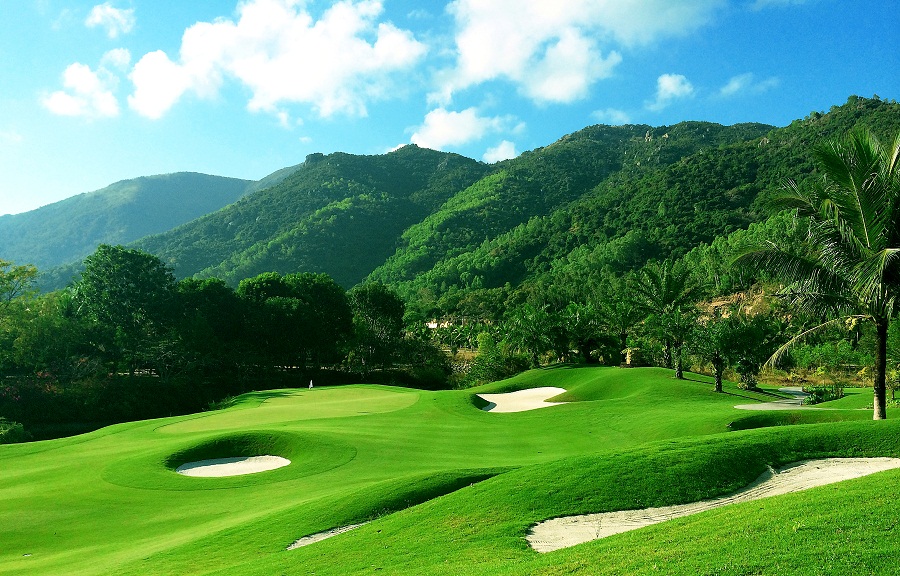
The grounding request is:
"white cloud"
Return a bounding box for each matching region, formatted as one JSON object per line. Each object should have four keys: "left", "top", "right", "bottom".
{"left": 42, "top": 62, "right": 119, "bottom": 118}
{"left": 85, "top": 3, "right": 135, "bottom": 38}
{"left": 127, "top": 0, "right": 427, "bottom": 120}
{"left": 101, "top": 48, "right": 131, "bottom": 70}
{"left": 647, "top": 73, "right": 694, "bottom": 111}
{"left": 719, "top": 73, "right": 780, "bottom": 97}
{"left": 483, "top": 140, "right": 518, "bottom": 163}
{"left": 591, "top": 108, "right": 631, "bottom": 125}
{"left": 436, "top": 0, "right": 723, "bottom": 105}
{"left": 410, "top": 107, "right": 513, "bottom": 150}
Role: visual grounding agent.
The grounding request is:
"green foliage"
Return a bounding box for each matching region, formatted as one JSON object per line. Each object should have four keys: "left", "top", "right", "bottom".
{"left": 347, "top": 283, "right": 406, "bottom": 370}
{"left": 70, "top": 244, "right": 178, "bottom": 374}
{"left": 737, "top": 127, "right": 900, "bottom": 417}
{"left": 801, "top": 383, "right": 846, "bottom": 405}
{"left": 0, "top": 417, "right": 29, "bottom": 444}
{"left": 461, "top": 332, "right": 530, "bottom": 387}
{"left": 1, "top": 173, "right": 251, "bottom": 276}
{"left": 137, "top": 146, "right": 490, "bottom": 288}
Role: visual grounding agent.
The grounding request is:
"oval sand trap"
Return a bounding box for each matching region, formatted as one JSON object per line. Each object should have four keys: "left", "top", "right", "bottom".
{"left": 527, "top": 457, "right": 900, "bottom": 552}
{"left": 175, "top": 455, "right": 290, "bottom": 477}
{"left": 478, "top": 387, "right": 567, "bottom": 413}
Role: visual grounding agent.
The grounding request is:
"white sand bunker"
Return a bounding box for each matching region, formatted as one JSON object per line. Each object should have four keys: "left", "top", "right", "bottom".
{"left": 287, "top": 522, "right": 369, "bottom": 550}
{"left": 527, "top": 457, "right": 900, "bottom": 552}
{"left": 175, "top": 456, "right": 290, "bottom": 477}
{"left": 478, "top": 387, "right": 567, "bottom": 413}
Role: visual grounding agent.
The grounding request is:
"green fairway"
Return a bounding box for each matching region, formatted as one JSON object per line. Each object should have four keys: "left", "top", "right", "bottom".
{"left": 2, "top": 366, "right": 898, "bottom": 576}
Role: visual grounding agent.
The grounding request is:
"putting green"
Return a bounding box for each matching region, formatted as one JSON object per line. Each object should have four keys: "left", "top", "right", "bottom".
{"left": 156, "top": 385, "right": 420, "bottom": 433}
{"left": 1, "top": 367, "right": 894, "bottom": 576}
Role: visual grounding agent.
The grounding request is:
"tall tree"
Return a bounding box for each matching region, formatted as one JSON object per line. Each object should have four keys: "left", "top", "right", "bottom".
{"left": 632, "top": 259, "right": 703, "bottom": 373}
{"left": 738, "top": 129, "right": 900, "bottom": 419}
{"left": 237, "top": 272, "right": 352, "bottom": 369}
{"left": 69, "top": 245, "right": 177, "bottom": 375}
{"left": 348, "top": 283, "right": 406, "bottom": 370}
{"left": 596, "top": 273, "right": 645, "bottom": 365}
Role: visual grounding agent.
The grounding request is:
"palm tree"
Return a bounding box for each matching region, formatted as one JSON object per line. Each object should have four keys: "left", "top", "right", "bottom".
{"left": 632, "top": 260, "right": 704, "bottom": 376}
{"left": 738, "top": 129, "right": 900, "bottom": 419}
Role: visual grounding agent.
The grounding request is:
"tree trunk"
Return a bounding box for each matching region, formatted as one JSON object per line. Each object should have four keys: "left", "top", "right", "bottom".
{"left": 874, "top": 318, "right": 888, "bottom": 420}
{"left": 663, "top": 340, "right": 673, "bottom": 369}
{"left": 713, "top": 353, "right": 723, "bottom": 393}
{"left": 674, "top": 344, "right": 683, "bottom": 379}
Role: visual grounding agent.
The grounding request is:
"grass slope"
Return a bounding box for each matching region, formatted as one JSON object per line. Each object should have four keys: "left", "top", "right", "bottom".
{"left": 0, "top": 367, "right": 894, "bottom": 575}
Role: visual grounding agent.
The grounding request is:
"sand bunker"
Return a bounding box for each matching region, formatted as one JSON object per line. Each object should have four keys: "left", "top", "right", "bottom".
{"left": 477, "top": 387, "right": 567, "bottom": 413}
{"left": 287, "top": 522, "right": 369, "bottom": 550}
{"left": 527, "top": 457, "right": 900, "bottom": 552}
{"left": 175, "top": 456, "right": 290, "bottom": 477}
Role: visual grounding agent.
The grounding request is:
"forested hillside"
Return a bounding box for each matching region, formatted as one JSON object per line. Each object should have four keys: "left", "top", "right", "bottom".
{"left": 29, "top": 96, "right": 900, "bottom": 301}
{"left": 0, "top": 172, "right": 254, "bottom": 270}
{"left": 372, "top": 96, "right": 900, "bottom": 308}
{"left": 135, "top": 145, "right": 491, "bottom": 287}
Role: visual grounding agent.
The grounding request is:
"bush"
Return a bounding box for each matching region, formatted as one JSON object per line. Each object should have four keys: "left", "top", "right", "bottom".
{"left": 802, "top": 383, "right": 845, "bottom": 405}
{"left": 459, "top": 333, "right": 530, "bottom": 388}
{"left": 0, "top": 417, "right": 31, "bottom": 444}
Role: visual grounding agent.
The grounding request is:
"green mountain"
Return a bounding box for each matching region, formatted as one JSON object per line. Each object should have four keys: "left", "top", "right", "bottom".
{"left": 0, "top": 172, "right": 254, "bottom": 270}
{"left": 32, "top": 96, "right": 900, "bottom": 300}
{"left": 369, "top": 96, "right": 900, "bottom": 303}
{"left": 366, "top": 121, "right": 774, "bottom": 291}
{"left": 135, "top": 145, "right": 491, "bottom": 288}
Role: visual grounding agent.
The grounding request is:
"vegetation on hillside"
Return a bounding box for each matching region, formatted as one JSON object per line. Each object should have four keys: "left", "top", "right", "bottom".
{"left": 2, "top": 96, "right": 900, "bottom": 438}
{"left": 0, "top": 172, "right": 253, "bottom": 272}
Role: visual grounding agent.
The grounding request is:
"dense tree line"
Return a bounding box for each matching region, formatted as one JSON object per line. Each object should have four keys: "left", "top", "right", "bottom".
{"left": 0, "top": 246, "right": 446, "bottom": 440}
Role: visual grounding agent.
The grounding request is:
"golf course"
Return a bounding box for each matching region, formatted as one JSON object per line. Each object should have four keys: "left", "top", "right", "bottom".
{"left": 3, "top": 366, "right": 898, "bottom": 575}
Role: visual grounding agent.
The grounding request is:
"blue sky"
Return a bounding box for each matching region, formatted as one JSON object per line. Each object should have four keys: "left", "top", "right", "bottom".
{"left": 0, "top": 0, "right": 897, "bottom": 215}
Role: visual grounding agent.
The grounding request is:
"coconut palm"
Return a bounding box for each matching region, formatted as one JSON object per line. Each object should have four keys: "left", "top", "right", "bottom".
{"left": 737, "top": 129, "right": 900, "bottom": 419}
{"left": 632, "top": 259, "right": 704, "bottom": 375}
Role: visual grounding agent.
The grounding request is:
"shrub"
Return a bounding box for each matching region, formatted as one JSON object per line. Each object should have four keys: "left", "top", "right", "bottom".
{"left": 0, "top": 417, "right": 31, "bottom": 444}
{"left": 802, "top": 383, "right": 845, "bottom": 405}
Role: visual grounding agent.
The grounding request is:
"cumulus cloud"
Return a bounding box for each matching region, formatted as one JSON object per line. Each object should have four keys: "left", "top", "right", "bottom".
{"left": 719, "top": 72, "right": 779, "bottom": 97}
{"left": 483, "top": 140, "right": 518, "bottom": 163}
{"left": 410, "top": 107, "right": 514, "bottom": 150}
{"left": 436, "top": 0, "right": 723, "bottom": 105}
{"left": 591, "top": 108, "right": 631, "bottom": 125}
{"left": 85, "top": 2, "right": 135, "bottom": 38}
{"left": 127, "top": 0, "right": 427, "bottom": 120}
{"left": 42, "top": 62, "right": 119, "bottom": 118}
{"left": 647, "top": 73, "right": 694, "bottom": 111}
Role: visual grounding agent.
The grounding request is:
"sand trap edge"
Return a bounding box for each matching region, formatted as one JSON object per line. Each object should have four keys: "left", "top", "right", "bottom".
{"left": 527, "top": 457, "right": 900, "bottom": 553}
{"left": 175, "top": 455, "right": 291, "bottom": 477}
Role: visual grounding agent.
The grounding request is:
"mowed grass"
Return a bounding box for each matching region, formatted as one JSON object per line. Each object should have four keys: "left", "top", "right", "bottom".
{"left": 0, "top": 366, "right": 896, "bottom": 575}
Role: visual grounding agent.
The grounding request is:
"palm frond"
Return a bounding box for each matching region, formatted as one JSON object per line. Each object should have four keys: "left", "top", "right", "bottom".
{"left": 766, "top": 316, "right": 865, "bottom": 368}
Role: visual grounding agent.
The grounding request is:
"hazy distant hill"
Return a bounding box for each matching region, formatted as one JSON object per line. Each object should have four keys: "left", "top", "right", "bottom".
{"left": 0, "top": 172, "right": 254, "bottom": 270}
